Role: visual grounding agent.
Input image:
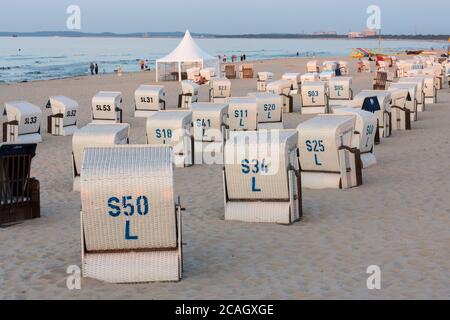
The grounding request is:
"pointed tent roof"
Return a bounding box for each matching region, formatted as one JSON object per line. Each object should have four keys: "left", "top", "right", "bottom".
{"left": 157, "top": 30, "right": 217, "bottom": 63}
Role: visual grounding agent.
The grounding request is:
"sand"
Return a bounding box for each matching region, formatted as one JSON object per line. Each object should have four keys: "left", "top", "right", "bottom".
{"left": 0, "top": 57, "right": 449, "bottom": 300}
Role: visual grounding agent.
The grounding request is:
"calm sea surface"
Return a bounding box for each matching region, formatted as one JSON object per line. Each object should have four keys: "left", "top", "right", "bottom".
{"left": 0, "top": 37, "right": 446, "bottom": 83}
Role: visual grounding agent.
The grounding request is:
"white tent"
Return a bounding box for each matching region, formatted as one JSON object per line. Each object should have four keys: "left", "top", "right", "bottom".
{"left": 156, "top": 30, "right": 219, "bottom": 82}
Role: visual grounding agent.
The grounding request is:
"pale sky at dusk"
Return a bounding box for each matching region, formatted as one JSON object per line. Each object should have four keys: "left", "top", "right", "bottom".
{"left": 0, "top": 0, "right": 449, "bottom": 34}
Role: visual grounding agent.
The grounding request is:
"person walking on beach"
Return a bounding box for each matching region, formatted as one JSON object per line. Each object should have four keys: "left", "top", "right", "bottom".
{"left": 95, "top": 63, "right": 99, "bottom": 75}
{"left": 140, "top": 59, "right": 145, "bottom": 71}
{"left": 90, "top": 63, "right": 95, "bottom": 75}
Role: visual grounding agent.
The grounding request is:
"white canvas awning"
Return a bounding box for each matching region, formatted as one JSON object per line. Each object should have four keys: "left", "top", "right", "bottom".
{"left": 156, "top": 30, "right": 219, "bottom": 82}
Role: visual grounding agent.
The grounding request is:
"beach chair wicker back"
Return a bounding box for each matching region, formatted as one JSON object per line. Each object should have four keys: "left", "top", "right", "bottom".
{"left": 46, "top": 96, "right": 78, "bottom": 136}
{"left": 301, "top": 82, "right": 330, "bottom": 114}
{"left": 3, "top": 101, "right": 42, "bottom": 144}
{"left": 135, "top": 85, "right": 166, "bottom": 117}
{"left": 399, "top": 77, "right": 425, "bottom": 111}
{"left": 178, "top": 81, "right": 199, "bottom": 109}
{"left": 209, "top": 78, "right": 231, "bottom": 103}
{"left": 92, "top": 91, "right": 122, "bottom": 124}
{"left": 239, "top": 64, "right": 254, "bottom": 79}
{"left": 226, "top": 97, "right": 258, "bottom": 131}
{"left": 225, "top": 65, "right": 236, "bottom": 79}
{"left": 248, "top": 92, "right": 284, "bottom": 129}
{"left": 257, "top": 72, "right": 274, "bottom": 92}
{"left": 80, "top": 145, "right": 183, "bottom": 283}
{"left": 373, "top": 71, "right": 388, "bottom": 90}
{"left": 389, "top": 83, "right": 418, "bottom": 122}
{"left": 388, "top": 88, "right": 412, "bottom": 131}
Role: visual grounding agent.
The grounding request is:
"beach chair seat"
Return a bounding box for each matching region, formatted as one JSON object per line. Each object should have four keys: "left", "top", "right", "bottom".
{"left": 282, "top": 73, "right": 301, "bottom": 94}
{"left": 300, "top": 72, "right": 320, "bottom": 84}
{"left": 239, "top": 64, "right": 254, "bottom": 79}
{"left": 257, "top": 72, "right": 274, "bottom": 92}
{"left": 46, "top": 96, "right": 78, "bottom": 136}
{"left": 319, "top": 71, "right": 336, "bottom": 81}
{"left": 301, "top": 82, "right": 330, "bottom": 115}
{"left": 3, "top": 101, "right": 42, "bottom": 144}
{"left": 223, "top": 130, "right": 302, "bottom": 224}
{"left": 373, "top": 71, "right": 389, "bottom": 90}
{"left": 209, "top": 78, "right": 231, "bottom": 103}
{"left": 399, "top": 77, "right": 426, "bottom": 112}
{"left": 80, "top": 146, "right": 183, "bottom": 283}
{"left": 178, "top": 81, "right": 199, "bottom": 109}
{"left": 72, "top": 123, "right": 130, "bottom": 192}
{"left": 135, "top": 85, "right": 166, "bottom": 118}
{"left": 307, "top": 60, "right": 320, "bottom": 73}
{"left": 191, "top": 103, "right": 228, "bottom": 165}
{"left": 200, "top": 68, "right": 216, "bottom": 81}
{"left": 389, "top": 83, "right": 418, "bottom": 122}
{"left": 225, "top": 64, "right": 237, "bottom": 79}
{"left": 338, "top": 61, "right": 350, "bottom": 75}
{"left": 351, "top": 90, "right": 392, "bottom": 143}
{"left": 226, "top": 97, "right": 258, "bottom": 132}
{"left": 266, "top": 79, "right": 295, "bottom": 113}
{"left": 388, "top": 88, "right": 412, "bottom": 131}
{"left": 333, "top": 108, "right": 377, "bottom": 168}
{"left": 328, "top": 77, "right": 353, "bottom": 109}
{"left": 0, "top": 144, "right": 40, "bottom": 226}
{"left": 146, "top": 111, "right": 193, "bottom": 168}
{"left": 248, "top": 92, "right": 284, "bottom": 129}
{"left": 186, "top": 67, "right": 201, "bottom": 81}
{"left": 297, "top": 115, "right": 362, "bottom": 189}
{"left": 92, "top": 91, "right": 123, "bottom": 124}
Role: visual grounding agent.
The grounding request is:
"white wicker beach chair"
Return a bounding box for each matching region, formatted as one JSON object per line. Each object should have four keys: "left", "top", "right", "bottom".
{"left": 389, "top": 83, "right": 418, "bottom": 122}
{"left": 191, "top": 102, "right": 228, "bottom": 165}
{"left": 239, "top": 64, "right": 254, "bottom": 79}
{"left": 333, "top": 108, "right": 377, "bottom": 168}
{"left": 398, "top": 77, "right": 426, "bottom": 112}
{"left": 178, "top": 81, "right": 199, "bottom": 109}
{"left": 300, "top": 72, "right": 320, "bottom": 84}
{"left": 323, "top": 61, "right": 338, "bottom": 73}
{"left": 226, "top": 97, "right": 258, "bottom": 132}
{"left": 46, "top": 96, "right": 78, "bottom": 136}
{"left": 319, "top": 71, "right": 336, "bottom": 81}
{"left": 388, "top": 88, "right": 412, "bottom": 131}
{"left": 301, "top": 81, "right": 330, "bottom": 115}
{"left": 146, "top": 111, "right": 193, "bottom": 168}
{"left": 406, "top": 75, "right": 437, "bottom": 105}
{"left": 328, "top": 77, "right": 353, "bottom": 108}
{"left": 257, "top": 72, "right": 274, "bottom": 92}
{"left": 200, "top": 68, "right": 216, "bottom": 81}
{"left": 307, "top": 60, "right": 320, "bottom": 73}
{"left": 92, "top": 91, "right": 123, "bottom": 124}
{"left": 223, "top": 130, "right": 302, "bottom": 224}
{"left": 248, "top": 92, "right": 284, "bottom": 129}
{"left": 282, "top": 73, "right": 302, "bottom": 94}
{"left": 134, "top": 85, "right": 166, "bottom": 118}
{"left": 338, "top": 61, "right": 350, "bottom": 76}
{"left": 72, "top": 123, "right": 130, "bottom": 192}
{"left": 351, "top": 90, "right": 392, "bottom": 143}
{"left": 266, "top": 79, "right": 295, "bottom": 113}
{"left": 297, "top": 115, "right": 362, "bottom": 189}
{"left": 80, "top": 145, "right": 183, "bottom": 283}
{"left": 3, "top": 101, "right": 42, "bottom": 144}
{"left": 209, "top": 78, "right": 231, "bottom": 103}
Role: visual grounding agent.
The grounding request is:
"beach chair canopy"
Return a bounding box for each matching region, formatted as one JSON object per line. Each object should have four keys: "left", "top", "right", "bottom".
{"left": 156, "top": 30, "right": 219, "bottom": 82}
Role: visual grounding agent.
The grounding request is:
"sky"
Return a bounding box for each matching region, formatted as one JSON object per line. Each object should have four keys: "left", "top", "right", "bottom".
{"left": 0, "top": 0, "right": 449, "bottom": 35}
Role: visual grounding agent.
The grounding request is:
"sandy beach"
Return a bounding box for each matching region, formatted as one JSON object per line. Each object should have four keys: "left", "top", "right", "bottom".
{"left": 0, "top": 56, "right": 449, "bottom": 300}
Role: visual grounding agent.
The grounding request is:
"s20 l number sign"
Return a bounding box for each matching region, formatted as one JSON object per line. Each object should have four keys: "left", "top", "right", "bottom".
{"left": 107, "top": 195, "right": 149, "bottom": 240}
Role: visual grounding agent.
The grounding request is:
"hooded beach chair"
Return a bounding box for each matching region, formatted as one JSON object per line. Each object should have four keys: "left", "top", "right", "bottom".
{"left": 388, "top": 88, "right": 412, "bottom": 131}
{"left": 301, "top": 72, "right": 320, "bottom": 84}
{"left": 3, "top": 101, "right": 42, "bottom": 144}
{"left": 248, "top": 92, "right": 284, "bottom": 129}
{"left": 46, "top": 96, "right": 78, "bottom": 136}
{"left": 191, "top": 103, "right": 228, "bottom": 165}
{"left": 372, "top": 71, "right": 389, "bottom": 90}
{"left": 322, "top": 61, "right": 338, "bottom": 74}
{"left": 239, "top": 64, "right": 254, "bottom": 79}
{"left": 398, "top": 77, "right": 426, "bottom": 112}
{"left": 223, "top": 130, "right": 302, "bottom": 224}
{"left": 389, "top": 83, "right": 418, "bottom": 122}
{"left": 282, "top": 73, "right": 302, "bottom": 94}
{"left": 297, "top": 115, "right": 362, "bottom": 189}
{"left": 135, "top": 85, "right": 166, "bottom": 117}
{"left": 92, "top": 91, "right": 123, "bottom": 124}
{"left": 72, "top": 123, "right": 130, "bottom": 192}
{"left": 338, "top": 61, "right": 350, "bottom": 75}
{"left": 333, "top": 108, "right": 377, "bottom": 168}
{"left": 328, "top": 77, "right": 354, "bottom": 108}
{"left": 209, "top": 78, "right": 231, "bottom": 103}
{"left": 80, "top": 145, "right": 183, "bottom": 283}
{"left": 266, "top": 79, "right": 295, "bottom": 113}
{"left": 257, "top": 72, "right": 274, "bottom": 92}
{"left": 225, "top": 64, "right": 237, "bottom": 79}
{"left": 351, "top": 90, "right": 392, "bottom": 143}
{"left": 301, "top": 81, "right": 330, "bottom": 115}
{"left": 226, "top": 97, "right": 258, "bottom": 132}
{"left": 178, "top": 81, "right": 199, "bottom": 109}
{"left": 0, "top": 143, "right": 40, "bottom": 227}
{"left": 307, "top": 60, "right": 320, "bottom": 73}
{"left": 146, "top": 111, "right": 193, "bottom": 168}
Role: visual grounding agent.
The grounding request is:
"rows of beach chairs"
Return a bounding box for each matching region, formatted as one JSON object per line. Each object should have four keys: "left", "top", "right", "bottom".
{"left": 1, "top": 55, "right": 449, "bottom": 283}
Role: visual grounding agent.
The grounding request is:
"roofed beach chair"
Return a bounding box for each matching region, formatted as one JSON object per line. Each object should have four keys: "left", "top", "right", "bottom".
{"left": 72, "top": 123, "right": 130, "bottom": 192}
{"left": 389, "top": 83, "right": 418, "bottom": 122}
{"left": 301, "top": 72, "right": 320, "bottom": 84}
{"left": 146, "top": 111, "right": 193, "bottom": 168}
{"left": 226, "top": 97, "right": 258, "bottom": 132}
{"left": 92, "top": 91, "right": 123, "bottom": 124}
{"left": 239, "top": 64, "right": 254, "bottom": 79}
{"left": 0, "top": 144, "right": 40, "bottom": 227}
{"left": 333, "top": 108, "right": 377, "bottom": 168}
{"left": 80, "top": 145, "right": 183, "bottom": 283}
{"left": 282, "top": 73, "right": 302, "bottom": 95}
{"left": 135, "top": 85, "right": 166, "bottom": 118}
{"left": 351, "top": 90, "right": 392, "bottom": 143}
{"left": 225, "top": 64, "right": 237, "bottom": 79}
{"left": 301, "top": 81, "right": 330, "bottom": 115}
{"left": 307, "top": 60, "right": 320, "bottom": 73}
{"left": 338, "top": 61, "right": 350, "bottom": 76}
{"left": 209, "top": 78, "right": 231, "bottom": 103}
{"left": 445, "top": 63, "right": 450, "bottom": 86}
{"left": 328, "top": 77, "right": 353, "bottom": 109}
{"left": 297, "top": 115, "right": 362, "bottom": 189}
{"left": 178, "top": 81, "right": 199, "bottom": 109}
{"left": 223, "top": 130, "right": 302, "bottom": 224}
{"left": 257, "top": 72, "right": 274, "bottom": 92}
{"left": 191, "top": 103, "right": 228, "bottom": 165}
{"left": 248, "top": 92, "right": 284, "bottom": 129}
{"left": 3, "top": 101, "right": 42, "bottom": 144}
{"left": 46, "top": 96, "right": 78, "bottom": 136}
{"left": 398, "top": 77, "right": 426, "bottom": 112}
{"left": 266, "top": 79, "right": 295, "bottom": 113}
{"left": 388, "top": 88, "right": 412, "bottom": 131}
{"left": 322, "top": 61, "right": 338, "bottom": 74}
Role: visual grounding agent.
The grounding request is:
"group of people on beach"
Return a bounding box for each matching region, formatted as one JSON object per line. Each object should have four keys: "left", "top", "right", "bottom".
{"left": 218, "top": 54, "right": 247, "bottom": 63}
{"left": 89, "top": 63, "right": 99, "bottom": 75}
